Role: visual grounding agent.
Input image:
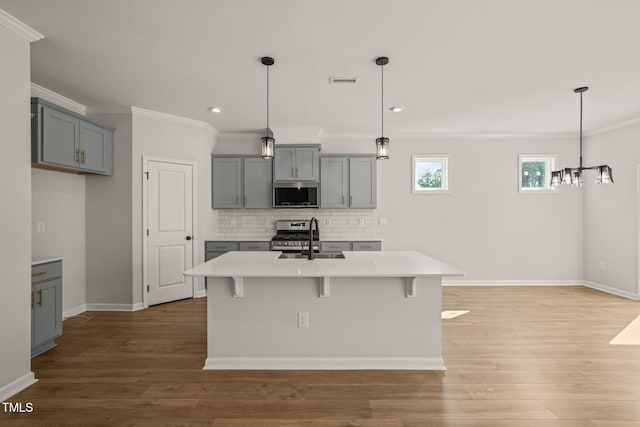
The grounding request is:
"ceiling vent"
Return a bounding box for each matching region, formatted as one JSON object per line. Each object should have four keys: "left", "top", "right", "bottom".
{"left": 329, "top": 77, "right": 358, "bottom": 85}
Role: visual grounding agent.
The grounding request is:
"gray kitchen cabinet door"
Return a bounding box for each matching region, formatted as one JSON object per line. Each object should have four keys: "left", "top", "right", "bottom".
{"left": 243, "top": 158, "right": 273, "bottom": 208}
{"left": 40, "top": 106, "right": 80, "bottom": 169}
{"left": 239, "top": 241, "right": 270, "bottom": 251}
{"left": 349, "top": 157, "right": 377, "bottom": 208}
{"left": 212, "top": 158, "right": 243, "bottom": 208}
{"left": 274, "top": 147, "right": 296, "bottom": 180}
{"left": 32, "top": 278, "right": 62, "bottom": 350}
{"left": 294, "top": 147, "right": 319, "bottom": 181}
{"left": 320, "top": 157, "right": 348, "bottom": 208}
{"left": 79, "top": 121, "right": 113, "bottom": 174}
{"left": 352, "top": 241, "right": 382, "bottom": 251}
{"left": 321, "top": 241, "right": 352, "bottom": 252}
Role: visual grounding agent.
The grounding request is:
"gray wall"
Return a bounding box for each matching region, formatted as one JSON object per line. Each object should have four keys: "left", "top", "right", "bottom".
{"left": 85, "top": 113, "right": 134, "bottom": 306}
{"left": 215, "top": 135, "right": 583, "bottom": 282}
{"left": 32, "top": 169, "right": 86, "bottom": 312}
{"left": 583, "top": 124, "right": 640, "bottom": 299}
{"left": 0, "top": 25, "right": 33, "bottom": 397}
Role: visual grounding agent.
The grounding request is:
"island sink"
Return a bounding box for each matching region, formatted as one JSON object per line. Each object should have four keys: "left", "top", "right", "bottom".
{"left": 278, "top": 252, "right": 345, "bottom": 259}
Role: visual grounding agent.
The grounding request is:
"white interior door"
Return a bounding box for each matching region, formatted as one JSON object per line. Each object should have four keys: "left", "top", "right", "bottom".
{"left": 147, "top": 160, "right": 194, "bottom": 306}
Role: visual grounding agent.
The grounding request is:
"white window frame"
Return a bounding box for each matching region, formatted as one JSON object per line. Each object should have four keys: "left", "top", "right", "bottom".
{"left": 518, "top": 154, "right": 559, "bottom": 193}
{"left": 412, "top": 154, "right": 451, "bottom": 194}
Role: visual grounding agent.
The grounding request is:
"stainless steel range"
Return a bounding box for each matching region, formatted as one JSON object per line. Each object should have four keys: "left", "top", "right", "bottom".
{"left": 270, "top": 219, "right": 319, "bottom": 253}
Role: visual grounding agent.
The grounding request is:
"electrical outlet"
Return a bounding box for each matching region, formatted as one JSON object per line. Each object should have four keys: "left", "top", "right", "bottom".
{"left": 325, "top": 218, "right": 332, "bottom": 226}
{"left": 359, "top": 218, "right": 366, "bottom": 226}
{"left": 297, "top": 312, "right": 309, "bottom": 328}
{"left": 36, "top": 222, "right": 45, "bottom": 233}
{"left": 378, "top": 218, "right": 388, "bottom": 226}
{"left": 599, "top": 261, "right": 607, "bottom": 271}
{"left": 230, "top": 217, "right": 236, "bottom": 226}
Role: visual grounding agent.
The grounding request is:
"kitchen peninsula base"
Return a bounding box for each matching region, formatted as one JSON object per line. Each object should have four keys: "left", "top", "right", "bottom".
{"left": 184, "top": 251, "right": 465, "bottom": 370}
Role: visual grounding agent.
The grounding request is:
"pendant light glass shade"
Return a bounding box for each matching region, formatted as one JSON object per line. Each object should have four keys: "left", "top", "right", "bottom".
{"left": 260, "top": 56, "right": 275, "bottom": 159}
{"left": 550, "top": 87, "right": 614, "bottom": 188}
{"left": 261, "top": 136, "right": 274, "bottom": 159}
{"left": 375, "top": 57, "right": 390, "bottom": 160}
{"left": 376, "top": 137, "right": 389, "bottom": 160}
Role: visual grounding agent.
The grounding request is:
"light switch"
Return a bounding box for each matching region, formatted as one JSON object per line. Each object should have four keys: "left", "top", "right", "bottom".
{"left": 37, "top": 222, "right": 45, "bottom": 233}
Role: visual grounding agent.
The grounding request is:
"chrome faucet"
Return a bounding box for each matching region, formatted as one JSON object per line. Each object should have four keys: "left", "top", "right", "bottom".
{"left": 308, "top": 217, "right": 319, "bottom": 260}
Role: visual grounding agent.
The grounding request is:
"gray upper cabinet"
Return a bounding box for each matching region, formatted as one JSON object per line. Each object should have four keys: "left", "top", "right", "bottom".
{"left": 349, "top": 157, "right": 377, "bottom": 208}
{"left": 274, "top": 145, "right": 319, "bottom": 181}
{"left": 212, "top": 157, "right": 272, "bottom": 209}
{"left": 31, "top": 98, "right": 114, "bottom": 175}
{"left": 243, "top": 158, "right": 273, "bottom": 208}
{"left": 212, "top": 157, "right": 242, "bottom": 208}
{"left": 320, "top": 157, "right": 349, "bottom": 208}
{"left": 320, "top": 156, "right": 377, "bottom": 209}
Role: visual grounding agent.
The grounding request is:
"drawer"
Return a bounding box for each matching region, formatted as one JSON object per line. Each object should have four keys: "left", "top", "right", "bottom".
{"left": 321, "top": 241, "right": 352, "bottom": 252}
{"left": 239, "top": 241, "right": 270, "bottom": 251}
{"left": 31, "top": 261, "right": 62, "bottom": 284}
{"left": 205, "top": 251, "right": 227, "bottom": 261}
{"left": 352, "top": 241, "right": 382, "bottom": 251}
{"left": 205, "top": 241, "right": 239, "bottom": 252}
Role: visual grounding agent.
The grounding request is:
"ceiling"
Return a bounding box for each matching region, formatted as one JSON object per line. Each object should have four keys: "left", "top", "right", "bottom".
{"left": 2, "top": 0, "right": 640, "bottom": 136}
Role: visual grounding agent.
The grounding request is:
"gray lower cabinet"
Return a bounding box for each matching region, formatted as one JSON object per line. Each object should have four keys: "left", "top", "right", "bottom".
{"left": 320, "top": 156, "right": 377, "bottom": 209}
{"left": 31, "top": 261, "right": 63, "bottom": 357}
{"left": 205, "top": 240, "right": 270, "bottom": 260}
{"left": 31, "top": 98, "right": 114, "bottom": 175}
{"left": 212, "top": 157, "right": 272, "bottom": 209}
{"left": 274, "top": 146, "right": 320, "bottom": 181}
{"left": 321, "top": 241, "right": 382, "bottom": 251}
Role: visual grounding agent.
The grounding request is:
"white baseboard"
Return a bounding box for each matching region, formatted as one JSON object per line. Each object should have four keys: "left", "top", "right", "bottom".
{"left": 195, "top": 289, "right": 207, "bottom": 298}
{"left": 0, "top": 372, "right": 37, "bottom": 402}
{"left": 63, "top": 304, "right": 87, "bottom": 319}
{"left": 442, "top": 279, "right": 583, "bottom": 286}
{"left": 85, "top": 303, "right": 142, "bottom": 312}
{"left": 203, "top": 357, "right": 446, "bottom": 370}
{"left": 584, "top": 281, "right": 640, "bottom": 301}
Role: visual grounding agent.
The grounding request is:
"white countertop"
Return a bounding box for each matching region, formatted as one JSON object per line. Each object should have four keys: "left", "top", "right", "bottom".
{"left": 32, "top": 256, "right": 65, "bottom": 266}
{"left": 184, "top": 251, "right": 465, "bottom": 278}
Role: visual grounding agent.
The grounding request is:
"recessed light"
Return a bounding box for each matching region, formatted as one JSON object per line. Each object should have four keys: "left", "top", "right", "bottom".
{"left": 390, "top": 106, "right": 404, "bottom": 113}
{"left": 208, "top": 106, "right": 223, "bottom": 114}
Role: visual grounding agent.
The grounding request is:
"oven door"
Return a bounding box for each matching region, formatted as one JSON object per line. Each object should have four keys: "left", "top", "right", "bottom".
{"left": 273, "top": 182, "right": 318, "bottom": 208}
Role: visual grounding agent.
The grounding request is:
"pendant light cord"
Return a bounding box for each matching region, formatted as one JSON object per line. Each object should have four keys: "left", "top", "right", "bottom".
{"left": 579, "top": 90, "right": 583, "bottom": 169}
{"left": 381, "top": 64, "right": 384, "bottom": 138}
{"left": 266, "top": 65, "right": 270, "bottom": 137}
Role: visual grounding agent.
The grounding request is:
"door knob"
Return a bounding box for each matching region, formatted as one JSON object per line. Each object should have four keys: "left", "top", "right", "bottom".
{"left": 186, "top": 235, "right": 192, "bottom": 241}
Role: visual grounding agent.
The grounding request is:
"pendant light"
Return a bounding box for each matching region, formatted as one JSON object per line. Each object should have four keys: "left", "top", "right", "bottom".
{"left": 375, "top": 56, "right": 389, "bottom": 160}
{"left": 260, "top": 56, "right": 275, "bottom": 159}
{"left": 550, "top": 87, "right": 614, "bottom": 188}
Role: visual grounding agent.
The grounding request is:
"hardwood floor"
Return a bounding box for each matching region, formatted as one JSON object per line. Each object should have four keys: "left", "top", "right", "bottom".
{"left": 2, "top": 286, "right": 640, "bottom": 426}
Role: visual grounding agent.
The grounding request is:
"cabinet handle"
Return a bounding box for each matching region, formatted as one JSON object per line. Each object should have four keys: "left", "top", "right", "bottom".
{"left": 329, "top": 246, "right": 340, "bottom": 250}
{"left": 37, "top": 289, "right": 43, "bottom": 307}
{"left": 32, "top": 271, "right": 47, "bottom": 278}
{"left": 244, "top": 196, "right": 247, "bottom": 207}
{"left": 31, "top": 291, "right": 34, "bottom": 309}
{"left": 214, "top": 246, "right": 226, "bottom": 249}
{"left": 361, "top": 245, "right": 371, "bottom": 249}
{"left": 291, "top": 167, "right": 295, "bottom": 178}
{"left": 350, "top": 195, "right": 353, "bottom": 205}
{"left": 236, "top": 196, "right": 239, "bottom": 206}
{"left": 75, "top": 150, "right": 80, "bottom": 162}
{"left": 248, "top": 245, "right": 259, "bottom": 249}
{"left": 342, "top": 196, "right": 345, "bottom": 205}
{"left": 295, "top": 167, "right": 298, "bottom": 178}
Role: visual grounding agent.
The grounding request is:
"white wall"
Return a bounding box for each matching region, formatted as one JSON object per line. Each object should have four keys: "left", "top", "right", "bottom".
{"left": 0, "top": 24, "right": 35, "bottom": 399}
{"left": 131, "top": 111, "right": 217, "bottom": 304}
{"left": 85, "top": 113, "right": 133, "bottom": 307}
{"left": 583, "top": 124, "right": 640, "bottom": 299}
{"left": 215, "top": 135, "right": 583, "bottom": 282}
{"left": 32, "top": 169, "right": 86, "bottom": 313}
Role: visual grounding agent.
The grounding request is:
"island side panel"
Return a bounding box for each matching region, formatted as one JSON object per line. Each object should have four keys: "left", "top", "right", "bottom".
{"left": 205, "top": 276, "right": 443, "bottom": 369}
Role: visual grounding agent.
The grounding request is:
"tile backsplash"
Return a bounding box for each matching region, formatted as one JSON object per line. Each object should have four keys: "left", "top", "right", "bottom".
{"left": 217, "top": 209, "right": 375, "bottom": 240}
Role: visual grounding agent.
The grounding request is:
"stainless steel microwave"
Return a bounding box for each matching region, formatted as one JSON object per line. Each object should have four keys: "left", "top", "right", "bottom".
{"left": 273, "top": 182, "right": 319, "bottom": 208}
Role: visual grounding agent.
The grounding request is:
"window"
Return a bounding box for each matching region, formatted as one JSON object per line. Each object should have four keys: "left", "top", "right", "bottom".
{"left": 412, "top": 155, "right": 451, "bottom": 193}
{"left": 518, "top": 154, "right": 558, "bottom": 193}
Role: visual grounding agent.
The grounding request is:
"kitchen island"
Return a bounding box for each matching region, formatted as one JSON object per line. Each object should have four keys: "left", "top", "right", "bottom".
{"left": 184, "top": 251, "right": 464, "bottom": 370}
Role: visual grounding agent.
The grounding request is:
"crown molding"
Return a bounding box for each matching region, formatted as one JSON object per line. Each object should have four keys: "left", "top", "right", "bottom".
{"left": 587, "top": 116, "right": 640, "bottom": 137}
{"left": 217, "top": 132, "right": 263, "bottom": 141}
{"left": 30, "top": 83, "right": 86, "bottom": 115}
{"left": 318, "top": 131, "right": 575, "bottom": 141}
{"left": 131, "top": 106, "right": 218, "bottom": 133}
{"left": 86, "top": 105, "right": 132, "bottom": 115}
{"left": 0, "top": 9, "right": 44, "bottom": 42}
